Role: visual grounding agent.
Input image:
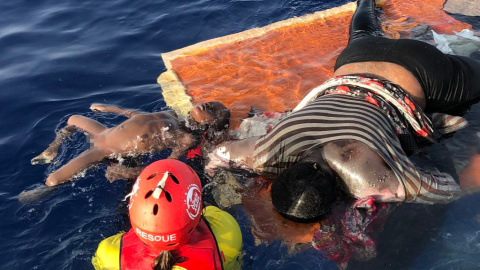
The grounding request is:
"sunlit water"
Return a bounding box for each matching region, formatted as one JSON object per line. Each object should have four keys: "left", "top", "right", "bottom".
{"left": 1, "top": 0, "right": 479, "bottom": 269}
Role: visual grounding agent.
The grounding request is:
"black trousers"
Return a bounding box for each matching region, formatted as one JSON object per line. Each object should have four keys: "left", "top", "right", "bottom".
{"left": 337, "top": 0, "right": 480, "bottom": 113}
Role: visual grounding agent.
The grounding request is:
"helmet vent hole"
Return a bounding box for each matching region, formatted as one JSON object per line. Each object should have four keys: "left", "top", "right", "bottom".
{"left": 187, "top": 227, "right": 194, "bottom": 234}
{"left": 147, "top": 173, "right": 158, "bottom": 180}
{"left": 144, "top": 190, "right": 153, "bottom": 199}
{"left": 167, "top": 243, "right": 177, "bottom": 246}
{"left": 165, "top": 191, "right": 172, "bottom": 202}
{"left": 169, "top": 173, "right": 179, "bottom": 184}
{"left": 153, "top": 204, "right": 159, "bottom": 215}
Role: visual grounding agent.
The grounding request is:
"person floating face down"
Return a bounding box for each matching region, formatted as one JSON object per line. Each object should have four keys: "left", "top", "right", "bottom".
{"left": 31, "top": 101, "right": 230, "bottom": 186}
{"left": 205, "top": 0, "right": 480, "bottom": 223}
{"left": 92, "top": 159, "right": 243, "bottom": 270}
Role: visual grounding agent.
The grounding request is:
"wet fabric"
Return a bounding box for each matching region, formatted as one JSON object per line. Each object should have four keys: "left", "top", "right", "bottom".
{"left": 312, "top": 197, "right": 395, "bottom": 269}
{"left": 253, "top": 78, "right": 462, "bottom": 203}
{"left": 335, "top": 0, "right": 480, "bottom": 112}
{"left": 335, "top": 37, "right": 480, "bottom": 112}
{"left": 293, "top": 75, "right": 435, "bottom": 153}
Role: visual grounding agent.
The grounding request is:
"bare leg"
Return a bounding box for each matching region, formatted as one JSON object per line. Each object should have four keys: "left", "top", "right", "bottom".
{"left": 459, "top": 149, "right": 480, "bottom": 194}
{"left": 67, "top": 115, "right": 108, "bottom": 136}
{"left": 32, "top": 115, "right": 108, "bottom": 165}
{"left": 90, "top": 103, "right": 145, "bottom": 118}
{"left": 46, "top": 148, "right": 108, "bottom": 186}
{"left": 31, "top": 125, "right": 77, "bottom": 165}
{"left": 19, "top": 185, "right": 56, "bottom": 204}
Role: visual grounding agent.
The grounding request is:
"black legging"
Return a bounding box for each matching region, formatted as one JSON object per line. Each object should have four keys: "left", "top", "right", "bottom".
{"left": 336, "top": 0, "right": 480, "bottom": 113}
{"left": 348, "top": 0, "right": 382, "bottom": 42}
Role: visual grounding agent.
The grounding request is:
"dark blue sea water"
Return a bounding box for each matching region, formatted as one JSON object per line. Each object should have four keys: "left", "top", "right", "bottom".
{"left": 1, "top": 0, "right": 480, "bottom": 269}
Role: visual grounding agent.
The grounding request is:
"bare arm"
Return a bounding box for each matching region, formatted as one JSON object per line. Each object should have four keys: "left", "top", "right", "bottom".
{"left": 205, "top": 136, "right": 258, "bottom": 175}
{"left": 322, "top": 140, "right": 405, "bottom": 202}
{"left": 46, "top": 148, "right": 108, "bottom": 186}
{"left": 458, "top": 151, "right": 480, "bottom": 194}
{"left": 90, "top": 103, "right": 146, "bottom": 118}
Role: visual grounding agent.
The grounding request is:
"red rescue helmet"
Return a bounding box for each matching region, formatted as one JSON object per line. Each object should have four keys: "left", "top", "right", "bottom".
{"left": 128, "top": 159, "right": 203, "bottom": 252}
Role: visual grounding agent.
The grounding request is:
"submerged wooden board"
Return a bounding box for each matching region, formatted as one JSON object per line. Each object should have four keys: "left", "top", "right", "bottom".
{"left": 443, "top": 0, "right": 480, "bottom": 17}
{"left": 158, "top": 0, "right": 472, "bottom": 127}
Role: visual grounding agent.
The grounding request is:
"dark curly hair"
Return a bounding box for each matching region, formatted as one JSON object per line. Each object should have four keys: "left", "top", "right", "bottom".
{"left": 271, "top": 161, "right": 337, "bottom": 222}
{"left": 204, "top": 102, "right": 230, "bottom": 141}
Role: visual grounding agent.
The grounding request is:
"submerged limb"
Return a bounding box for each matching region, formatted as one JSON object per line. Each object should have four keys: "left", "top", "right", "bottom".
{"left": 458, "top": 150, "right": 480, "bottom": 194}
{"left": 105, "top": 165, "right": 144, "bottom": 183}
{"left": 167, "top": 132, "right": 199, "bottom": 159}
{"left": 18, "top": 185, "right": 57, "bottom": 204}
{"left": 32, "top": 114, "right": 108, "bottom": 165}
{"left": 45, "top": 148, "right": 108, "bottom": 186}
{"left": 90, "top": 103, "right": 145, "bottom": 118}
{"left": 67, "top": 115, "right": 108, "bottom": 136}
{"left": 31, "top": 125, "right": 77, "bottom": 165}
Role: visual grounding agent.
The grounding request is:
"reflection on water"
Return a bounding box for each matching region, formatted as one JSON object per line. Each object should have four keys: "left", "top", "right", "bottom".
{"left": 1, "top": 0, "right": 480, "bottom": 269}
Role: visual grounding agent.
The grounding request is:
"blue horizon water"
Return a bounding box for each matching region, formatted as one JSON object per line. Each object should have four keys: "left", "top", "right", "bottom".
{"left": 1, "top": 0, "right": 480, "bottom": 269}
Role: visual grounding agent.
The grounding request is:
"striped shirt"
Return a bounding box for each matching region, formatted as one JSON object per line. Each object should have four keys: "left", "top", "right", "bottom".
{"left": 252, "top": 94, "right": 461, "bottom": 204}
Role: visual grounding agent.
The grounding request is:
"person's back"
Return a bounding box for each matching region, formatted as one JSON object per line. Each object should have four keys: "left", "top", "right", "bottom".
{"left": 91, "top": 160, "right": 243, "bottom": 270}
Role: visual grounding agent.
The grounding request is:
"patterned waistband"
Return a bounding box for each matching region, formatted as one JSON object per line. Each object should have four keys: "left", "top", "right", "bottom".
{"left": 294, "top": 75, "right": 434, "bottom": 143}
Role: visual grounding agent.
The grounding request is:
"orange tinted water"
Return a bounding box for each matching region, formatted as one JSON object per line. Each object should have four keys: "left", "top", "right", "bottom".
{"left": 163, "top": 0, "right": 477, "bottom": 257}
{"left": 167, "top": 0, "right": 471, "bottom": 127}
{"left": 383, "top": 0, "right": 471, "bottom": 33}
{"left": 171, "top": 13, "right": 352, "bottom": 125}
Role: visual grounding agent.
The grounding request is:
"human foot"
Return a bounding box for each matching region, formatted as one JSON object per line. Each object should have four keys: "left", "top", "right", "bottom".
{"left": 90, "top": 103, "right": 107, "bottom": 112}
{"left": 31, "top": 150, "right": 57, "bottom": 165}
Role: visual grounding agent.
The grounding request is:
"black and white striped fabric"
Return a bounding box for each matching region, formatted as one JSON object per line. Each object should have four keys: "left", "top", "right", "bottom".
{"left": 253, "top": 94, "right": 461, "bottom": 204}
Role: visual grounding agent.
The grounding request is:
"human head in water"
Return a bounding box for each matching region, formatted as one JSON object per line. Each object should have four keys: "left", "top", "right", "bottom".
{"left": 271, "top": 161, "right": 337, "bottom": 222}
{"left": 128, "top": 159, "right": 203, "bottom": 269}
{"left": 188, "top": 101, "right": 230, "bottom": 140}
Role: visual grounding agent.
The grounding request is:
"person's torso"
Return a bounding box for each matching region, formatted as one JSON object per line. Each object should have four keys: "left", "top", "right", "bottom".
{"left": 334, "top": 37, "right": 461, "bottom": 109}
{"left": 96, "top": 113, "right": 187, "bottom": 154}
{"left": 253, "top": 94, "right": 423, "bottom": 201}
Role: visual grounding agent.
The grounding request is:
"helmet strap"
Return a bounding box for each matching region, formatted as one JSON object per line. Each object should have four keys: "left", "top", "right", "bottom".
{"left": 153, "top": 171, "right": 170, "bottom": 199}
